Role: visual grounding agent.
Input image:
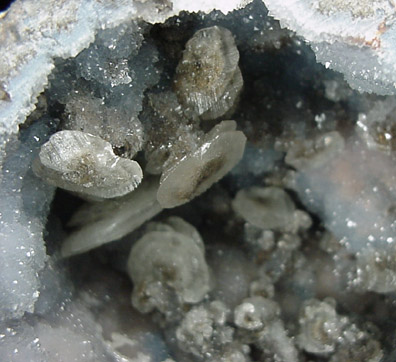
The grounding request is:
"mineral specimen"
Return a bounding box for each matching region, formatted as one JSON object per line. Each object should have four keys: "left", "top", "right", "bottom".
{"left": 3, "top": 0, "right": 396, "bottom": 361}
{"left": 157, "top": 121, "right": 246, "bottom": 208}
{"left": 232, "top": 186, "right": 297, "bottom": 231}
{"left": 64, "top": 94, "right": 145, "bottom": 158}
{"left": 127, "top": 219, "right": 211, "bottom": 315}
{"left": 33, "top": 130, "right": 143, "bottom": 199}
{"left": 61, "top": 178, "right": 162, "bottom": 257}
{"left": 174, "top": 26, "right": 243, "bottom": 120}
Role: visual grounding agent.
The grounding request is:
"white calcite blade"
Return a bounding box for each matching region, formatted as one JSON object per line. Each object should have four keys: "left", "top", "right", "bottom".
{"left": 157, "top": 128, "right": 246, "bottom": 208}
{"left": 174, "top": 26, "right": 243, "bottom": 119}
{"left": 33, "top": 130, "right": 143, "bottom": 199}
{"left": 62, "top": 178, "right": 162, "bottom": 257}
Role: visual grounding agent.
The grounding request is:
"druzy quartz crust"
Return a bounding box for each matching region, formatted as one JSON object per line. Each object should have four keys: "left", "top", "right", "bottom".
{"left": 1, "top": 0, "right": 396, "bottom": 361}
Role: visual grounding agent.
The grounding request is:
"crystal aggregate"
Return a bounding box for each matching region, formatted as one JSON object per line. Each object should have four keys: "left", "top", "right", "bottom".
{"left": 2, "top": 1, "right": 396, "bottom": 361}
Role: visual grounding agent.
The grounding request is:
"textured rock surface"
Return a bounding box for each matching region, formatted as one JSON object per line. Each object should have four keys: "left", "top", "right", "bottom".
{"left": 264, "top": 0, "right": 396, "bottom": 95}
{"left": 0, "top": 118, "right": 57, "bottom": 321}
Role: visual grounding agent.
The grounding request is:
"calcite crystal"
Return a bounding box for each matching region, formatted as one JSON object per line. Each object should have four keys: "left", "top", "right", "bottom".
{"left": 157, "top": 121, "right": 246, "bottom": 208}
{"left": 61, "top": 178, "right": 162, "bottom": 257}
{"left": 33, "top": 130, "right": 143, "bottom": 199}
{"left": 174, "top": 26, "right": 243, "bottom": 120}
{"left": 232, "top": 186, "right": 296, "bottom": 231}
{"left": 127, "top": 219, "right": 211, "bottom": 314}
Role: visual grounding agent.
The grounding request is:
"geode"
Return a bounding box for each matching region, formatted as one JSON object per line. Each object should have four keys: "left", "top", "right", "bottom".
{"left": 1, "top": 0, "right": 396, "bottom": 361}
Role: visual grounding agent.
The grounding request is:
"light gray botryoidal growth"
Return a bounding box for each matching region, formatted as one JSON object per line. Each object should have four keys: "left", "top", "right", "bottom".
{"left": 176, "top": 301, "right": 234, "bottom": 358}
{"left": 297, "top": 298, "right": 344, "bottom": 354}
{"left": 297, "top": 298, "right": 383, "bottom": 361}
{"left": 234, "top": 296, "right": 298, "bottom": 361}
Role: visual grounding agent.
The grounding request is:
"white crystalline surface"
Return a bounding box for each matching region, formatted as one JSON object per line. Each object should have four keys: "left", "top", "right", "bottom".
{"left": 0, "top": 118, "right": 57, "bottom": 321}
{"left": 263, "top": 0, "right": 396, "bottom": 95}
